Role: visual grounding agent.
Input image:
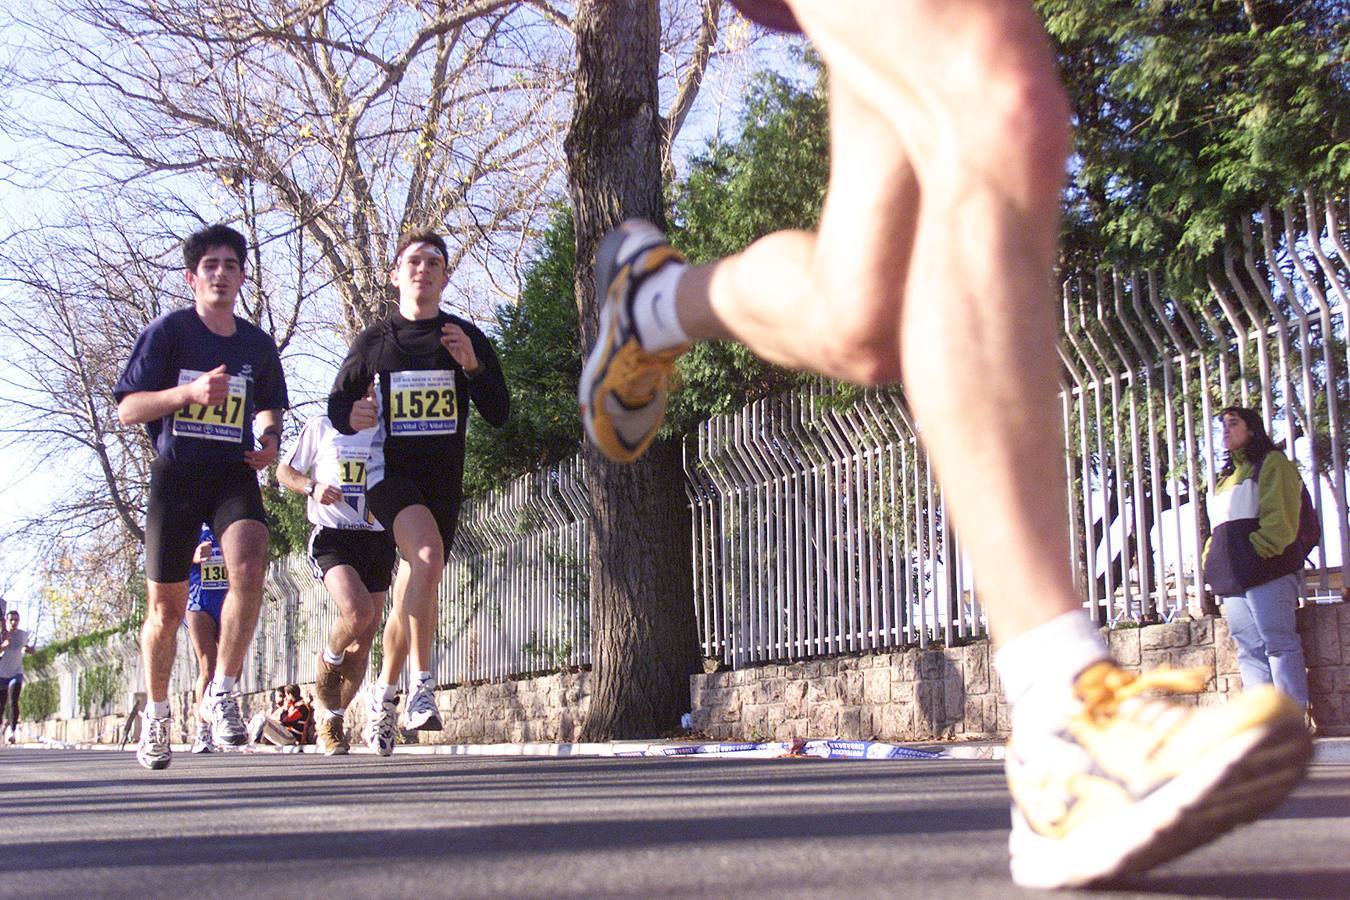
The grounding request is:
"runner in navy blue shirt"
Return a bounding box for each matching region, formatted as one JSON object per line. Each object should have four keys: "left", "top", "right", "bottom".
{"left": 115, "top": 224, "right": 288, "bottom": 770}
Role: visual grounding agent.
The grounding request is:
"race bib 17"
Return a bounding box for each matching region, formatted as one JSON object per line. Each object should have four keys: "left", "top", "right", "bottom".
{"left": 336, "top": 445, "right": 369, "bottom": 514}
{"left": 388, "top": 370, "right": 458, "bottom": 435}
{"left": 173, "top": 369, "right": 248, "bottom": 443}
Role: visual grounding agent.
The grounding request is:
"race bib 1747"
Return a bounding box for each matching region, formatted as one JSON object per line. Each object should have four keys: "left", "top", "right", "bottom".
{"left": 173, "top": 369, "right": 248, "bottom": 443}
{"left": 388, "top": 370, "right": 458, "bottom": 436}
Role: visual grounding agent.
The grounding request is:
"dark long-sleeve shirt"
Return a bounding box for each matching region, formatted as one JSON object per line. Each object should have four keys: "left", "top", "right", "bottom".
{"left": 327, "top": 309, "right": 508, "bottom": 497}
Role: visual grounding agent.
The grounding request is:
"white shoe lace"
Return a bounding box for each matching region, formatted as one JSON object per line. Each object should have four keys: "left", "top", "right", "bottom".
{"left": 142, "top": 716, "right": 171, "bottom": 756}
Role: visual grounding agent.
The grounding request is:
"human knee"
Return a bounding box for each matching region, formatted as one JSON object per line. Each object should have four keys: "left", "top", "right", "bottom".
{"left": 819, "top": 324, "right": 903, "bottom": 386}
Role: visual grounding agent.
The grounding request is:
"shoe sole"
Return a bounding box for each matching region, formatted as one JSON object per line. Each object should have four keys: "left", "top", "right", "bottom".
{"left": 215, "top": 730, "right": 249, "bottom": 747}
{"left": 137, "top": 755, "right": 172, "bottom": 771}
{"left": 403, "top": 712, "right": 444, "bottom": 732}
{"left": 578, "top": 221, "right": 665, "bottom": 461}
{"left": 1010, "top": 715, "right": 1312, "bottom": 888}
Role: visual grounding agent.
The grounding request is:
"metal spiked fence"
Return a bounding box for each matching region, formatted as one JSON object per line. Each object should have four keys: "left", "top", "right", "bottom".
{"left": 688, "top": 192, "right": 1349, "bottom": 667}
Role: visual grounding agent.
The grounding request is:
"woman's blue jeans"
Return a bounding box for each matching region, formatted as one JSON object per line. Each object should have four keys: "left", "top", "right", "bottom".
{"left": 1223, "top": 572, "right": 1308, "bottom": 707}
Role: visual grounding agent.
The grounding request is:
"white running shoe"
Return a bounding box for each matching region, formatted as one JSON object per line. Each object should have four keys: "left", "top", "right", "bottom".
{"left": 364, "top": 689, "right": 399, "bottom": 757}
{"left": 4, "top": 726, "right": 16, "bottom": 745}
{"left": 1006, "top": 661, "right": 1311, "bottom": 888}
{"left": 203, "top": 691, "right": 248, "bottom": 746}
{"left": 191, "top": 720, "right": 215, "bottom": 754}
{"left": 402, "top": 681, "right": 443, "bottom": 732}
{"left": 136, "top": 713, "right": 173, "bottom": 770}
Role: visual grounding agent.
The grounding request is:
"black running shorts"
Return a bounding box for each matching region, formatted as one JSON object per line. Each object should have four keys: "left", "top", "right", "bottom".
{"left": 144, "top": 457, "right": 268, "bottom": 583}
{"left": 365, "top": 469, "right": 462, "bottom": 560}
{"left": 307, "top": 526, "right": 398, "bottom": 593}
{"left": 728, "top": 0, "right": 801, "bottom": 33}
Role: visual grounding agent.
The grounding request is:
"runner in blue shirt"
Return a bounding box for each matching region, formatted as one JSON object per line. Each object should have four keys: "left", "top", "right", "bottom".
{"left": 186, "top": 523, "right": 228, "bottom": 753}
{"left": 116, "top": 224, "right": 288, "bottom": 770}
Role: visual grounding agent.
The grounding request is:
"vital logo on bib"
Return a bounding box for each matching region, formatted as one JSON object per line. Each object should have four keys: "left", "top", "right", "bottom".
{"left": 173, "top": 369, "right": 248, "bottom": 443}
{"left": 388, "top": 370, "right": 457, "bottom": 435}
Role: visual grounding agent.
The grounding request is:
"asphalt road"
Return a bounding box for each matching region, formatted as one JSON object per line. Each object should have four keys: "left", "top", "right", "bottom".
{"left": 2, "top": 748, "right": 1347, "bottom": 899}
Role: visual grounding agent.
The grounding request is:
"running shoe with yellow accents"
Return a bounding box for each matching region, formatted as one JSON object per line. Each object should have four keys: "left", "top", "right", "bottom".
{"left": 579, "top": 220, "right": 689, "bottom": 464}
{"left": 1007, "top": 660, "right": 1311, "bottom": 889}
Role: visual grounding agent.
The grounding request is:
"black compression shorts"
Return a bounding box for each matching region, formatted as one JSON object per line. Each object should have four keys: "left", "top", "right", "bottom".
{"left": 366, "top": 470, "right": 462, "bottom": 561}
{"left": 307, "top": 526, "right": 397, "bottom": 593}
{"left": 144, "top": 458, "right": 267, "bottom": 583}
{"left": 728, "top": 0, "right": 801, "bottom": 33}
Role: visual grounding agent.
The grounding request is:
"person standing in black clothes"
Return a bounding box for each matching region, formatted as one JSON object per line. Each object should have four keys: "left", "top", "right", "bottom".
{"left": 328, "top": 230, "right": 508, "bottom": 755}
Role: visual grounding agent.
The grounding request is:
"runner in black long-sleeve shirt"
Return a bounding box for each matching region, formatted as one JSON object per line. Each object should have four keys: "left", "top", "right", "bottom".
{"left": 328, "top": 230, "right": 509, "bottom": 755}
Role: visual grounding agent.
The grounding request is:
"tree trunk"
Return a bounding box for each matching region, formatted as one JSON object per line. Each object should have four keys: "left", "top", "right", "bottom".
{"left": 566, "top": 0, "right": 699, "bottom": 739}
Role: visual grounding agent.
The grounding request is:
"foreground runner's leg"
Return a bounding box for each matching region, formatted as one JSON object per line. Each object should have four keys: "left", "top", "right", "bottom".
{"left": 579, "top": 0, "right": 1310, "bottom": 887}
{"left": 138, "top": 580, "right": 187, "bottom": 770}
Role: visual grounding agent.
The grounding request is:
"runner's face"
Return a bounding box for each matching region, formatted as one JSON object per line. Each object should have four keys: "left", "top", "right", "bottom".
{"left": 391, "top": 244, "right": 448, "bottom": 304}
{"left": 186, "top": 246, "right": 245, "bottom": 308}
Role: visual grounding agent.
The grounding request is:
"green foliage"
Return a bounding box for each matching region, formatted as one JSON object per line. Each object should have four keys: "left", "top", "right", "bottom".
{"left": 19, "top": 679, "right": 58, "bottom": 721}
{"left": 1043, "top": 0, "right": 1350, "bottom": 299}
{"left": 78, "top": 662, "right": 122, "bottom": 715}
{"left": 264, "top": 482, "right": 310, "bottom": 560}
{"left": 666, "top": 53, "right": 830, "bottom": 430}
{"left": 27, "top": 623, "right": 130, "bottom": 674}
{"left": 464, "top": 210, "right": 583, "bottom": 495}
{"left": 460, "top": 57, "right": 833, "bottom": 494}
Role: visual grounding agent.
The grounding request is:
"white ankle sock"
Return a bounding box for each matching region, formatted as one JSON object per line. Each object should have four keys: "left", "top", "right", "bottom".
{"left": 630, "top": 259, "right": 690, "bottom": 351}
{"left": 147, "top": 700, "right": 171, "bottom": 718}
{"left": 323, "top": 647, "right": 345, "bottom": 666}
{"left": 379, "top": 682, "right": 399, "bottom": 702}
{"left": 324, "top": 708, "right": 344, "bottom": 721}
{"left": 211, "top": 675, "right": 238, "bottom": 695}
{"left": 994, "top": 610, "right": 1108, "bottom": 735}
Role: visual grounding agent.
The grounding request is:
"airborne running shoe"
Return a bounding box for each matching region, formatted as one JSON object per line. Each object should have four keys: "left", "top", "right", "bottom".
{"left": 364, "top": 689, "right": 399, "bottom": 757}
{"left": 316, "top": 715, "right": 350, "bottom": 756}
{"left": 402, "top": 680, "right": 443, "bottom": 732}
{"left": 203, "top": 690, "right": 248, "bottom": 747}
{"left": 1006, "top": 661, "right": 1312, "bottom": 889}
{"left": 136, "top": 713, "right": 173, "bottom": 770}
{"left": 314, "top": 651, "right": 344, "bottom": 714}
{"left": 578, "top": 220, "right": 689, "bottom": 464}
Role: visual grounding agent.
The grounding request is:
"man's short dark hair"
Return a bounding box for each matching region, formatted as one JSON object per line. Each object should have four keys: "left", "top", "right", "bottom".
{"left": 183, "top": 225, "right": 248, "bottom": 271}
{"left": 393, "top": 229, "right": 448, "bottom": 266}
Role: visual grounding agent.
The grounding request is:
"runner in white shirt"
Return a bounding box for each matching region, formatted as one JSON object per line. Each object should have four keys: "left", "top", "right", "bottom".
{"left": 277, "top": 415, "right": 396, "bottom": 755}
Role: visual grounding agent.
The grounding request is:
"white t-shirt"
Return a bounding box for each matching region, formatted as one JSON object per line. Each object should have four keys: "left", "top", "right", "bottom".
{"left": 0, "top": 628, "right": 29, "bottom": 679}
{"left": 281, "top": 416, "right": 383, "bottom": 531}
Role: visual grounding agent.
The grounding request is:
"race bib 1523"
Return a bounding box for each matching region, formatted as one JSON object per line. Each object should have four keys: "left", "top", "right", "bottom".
{"left": 388, "top": 370, "right": 458, "bottom": 436}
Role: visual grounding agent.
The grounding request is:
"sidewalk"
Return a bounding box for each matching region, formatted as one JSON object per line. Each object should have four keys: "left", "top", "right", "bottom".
{"left": 18, "top": 735, "right": 1350, "bottom": 763}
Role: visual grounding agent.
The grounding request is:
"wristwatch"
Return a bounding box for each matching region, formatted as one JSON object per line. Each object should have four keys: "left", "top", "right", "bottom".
{"left": 306, "top": 480, "right": 318, "bottom": 497}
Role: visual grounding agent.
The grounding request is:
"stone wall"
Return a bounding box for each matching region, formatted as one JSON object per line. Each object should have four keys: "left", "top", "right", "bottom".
{"left": 26, "top": 606, "right": 1347, "bottom": 746}
{"left": 691, "top": 604, "right": 1349, "bottom": 741}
